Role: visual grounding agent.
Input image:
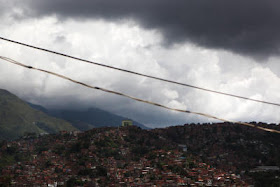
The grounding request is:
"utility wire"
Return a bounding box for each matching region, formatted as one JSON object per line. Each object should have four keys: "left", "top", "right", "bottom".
{"left": 1, "top": 56, "right": 279, "bottom": 134}
{"left": 0, "top": 36, "right": 280, "bottom": 107}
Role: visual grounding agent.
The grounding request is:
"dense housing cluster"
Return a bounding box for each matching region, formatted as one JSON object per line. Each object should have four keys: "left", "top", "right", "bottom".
{"left": 0, "top": 123, "right": 279, "bottom": 186}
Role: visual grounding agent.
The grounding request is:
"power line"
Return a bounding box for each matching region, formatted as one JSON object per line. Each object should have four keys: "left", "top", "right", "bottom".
{"left": 0, "top": 36, "right": 279, "bottom": 107}
{"left": 1, "top": 56, "right": 279, "bottom": 134}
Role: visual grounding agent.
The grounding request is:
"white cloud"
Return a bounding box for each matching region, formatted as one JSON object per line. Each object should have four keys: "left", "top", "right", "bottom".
{"left": 0, "top": 15, "right": 280, "bottom": 127}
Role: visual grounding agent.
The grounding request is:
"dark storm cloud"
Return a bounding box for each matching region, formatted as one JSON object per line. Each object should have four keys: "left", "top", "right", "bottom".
{"left": 23, "top": 0, "right": 280, "bottom": 58}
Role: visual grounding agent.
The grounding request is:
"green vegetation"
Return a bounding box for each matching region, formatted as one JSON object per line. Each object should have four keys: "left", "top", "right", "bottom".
{"left": 0, "top": 89, "right": 77, "bottom": 140}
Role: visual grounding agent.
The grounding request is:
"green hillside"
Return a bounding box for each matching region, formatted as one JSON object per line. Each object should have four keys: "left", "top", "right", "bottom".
{"left": 0, "top": 89, "right": 77, "bottom": 140}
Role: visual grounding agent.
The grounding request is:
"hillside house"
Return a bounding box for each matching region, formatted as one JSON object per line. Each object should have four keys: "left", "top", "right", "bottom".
{"left": 122, "top": 120, "right": 133, "bottom": 127}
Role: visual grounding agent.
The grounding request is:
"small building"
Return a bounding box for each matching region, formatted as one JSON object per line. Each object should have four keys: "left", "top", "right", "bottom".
{"left": 122, "top": 120, "right": 133, "bottom": 127}
{"left": 178, "top": 144, "right": 188, "bottom": 152}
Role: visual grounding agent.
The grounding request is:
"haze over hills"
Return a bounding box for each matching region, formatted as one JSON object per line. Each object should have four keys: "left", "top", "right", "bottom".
{"left": 0, "top": 88, "right": 148, "bottom": 140}
{"left": 29, "top": 103, "right": 149, "bottom": 130}
{"left": 0, "top": 89, "right": 77, "bottom": 140}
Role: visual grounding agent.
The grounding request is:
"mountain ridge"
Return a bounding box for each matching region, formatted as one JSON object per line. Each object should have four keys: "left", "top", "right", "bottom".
{"left": 0, "top": 89, "right": 77, "bottom": 140}
{"left": 28, "top": 102, "right": 149, "bottom": 130}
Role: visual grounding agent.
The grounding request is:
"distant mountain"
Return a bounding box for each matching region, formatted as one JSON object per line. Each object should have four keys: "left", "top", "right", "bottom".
{"left": 29, "top": 103, "right": 149, "bottom": 130}
{"left": 0, "top": 89, "right": 77, "bottom": 140}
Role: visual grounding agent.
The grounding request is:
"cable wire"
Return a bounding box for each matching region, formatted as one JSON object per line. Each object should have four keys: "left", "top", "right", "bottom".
{"left": 0, "top": 36, "right": 280, "bottom": 107}
{"left": 1, "top": 56, "right": 279, "bottom": 134}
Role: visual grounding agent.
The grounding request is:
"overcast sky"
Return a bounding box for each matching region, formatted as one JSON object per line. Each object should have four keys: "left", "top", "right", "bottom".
{"left": 0, "top": 0, "right": 280, "bottom": 127}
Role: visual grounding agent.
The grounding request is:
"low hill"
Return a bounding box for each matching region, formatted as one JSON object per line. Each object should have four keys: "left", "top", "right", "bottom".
{"left": 153, "top": 123, "right": 280, "bottom": 172}
{"left": 0, "top": 126, "right": 249, "bottom": 186}
{"left": 29, "top": 103, "right": 149, "bottom": 130}
{"left": 0, "top": 89, "right": 77, "bottom": 140}
{"left": 0, "top": 120, "right": 279, "bottom": 185}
